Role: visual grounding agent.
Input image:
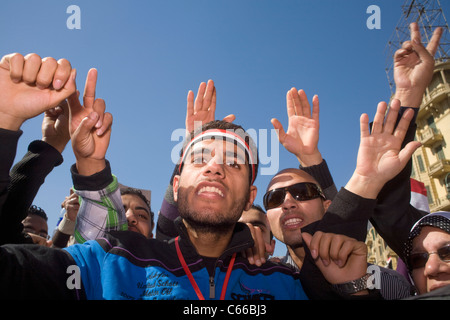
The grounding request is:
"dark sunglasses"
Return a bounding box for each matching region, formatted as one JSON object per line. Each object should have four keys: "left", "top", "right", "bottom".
{"left": 263, "top": 182, "right": 325, "bottom": 210}
{"left": 409, "top": 244, "right": 450, "bottom": 269}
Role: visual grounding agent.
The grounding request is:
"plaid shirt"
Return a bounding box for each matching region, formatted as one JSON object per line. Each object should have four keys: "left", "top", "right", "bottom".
{"left": 73, "top": 175, "right": 128, "bottom": 243}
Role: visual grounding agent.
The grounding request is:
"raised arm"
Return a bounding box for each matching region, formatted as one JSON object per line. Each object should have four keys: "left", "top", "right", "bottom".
{"left": 0, "top": 52, "right": 76, "bottom": 243}
{"left": 370, "top": 22, "right": 443, "bottom": 256}
{"left": 67, "top": 69, "right": 126, "bottom": 243}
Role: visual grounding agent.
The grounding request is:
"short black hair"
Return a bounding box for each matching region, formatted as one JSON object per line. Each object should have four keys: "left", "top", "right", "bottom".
{"left": 120, "top": 187, "right": 154, "bottom": 223}
{"left": 27, "top": 205, "right": 48, "bottom": 221}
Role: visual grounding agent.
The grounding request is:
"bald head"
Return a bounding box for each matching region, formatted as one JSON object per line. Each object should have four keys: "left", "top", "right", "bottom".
{"left": 267, "top": 168, "right": 319, "bottom": 192}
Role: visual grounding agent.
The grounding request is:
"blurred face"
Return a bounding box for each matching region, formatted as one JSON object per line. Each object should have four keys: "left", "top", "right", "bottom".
{"left": 411, "top": 227, "right": 450, "bottom": 294}
{"left": 265, "top": 169, "right": 330, "bottom": 249}
{"left": 122, "top": 194, "right": 153, "bottom": 239}
{"left": 173, "top": 139, "right": 257, "bottom": 234}
{"left": 22, "top": 215, "right": 48, "bottom": 239}
{"left": 239, "top": 208, "right": 271, "bottom": 245}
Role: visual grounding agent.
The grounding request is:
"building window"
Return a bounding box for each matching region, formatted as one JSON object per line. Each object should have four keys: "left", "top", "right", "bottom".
{"left": 427, "top": 116, "right": 437, "bottom": 132}
{"left": 425, "top": 185, "right": 433, "bottom": 204}
{"left": 429, "top": 73, "right": 442, "bottom": 92}
{"left": 435, "top": 145, "right": 445, "bottom": 160}
{"left": 417, "top": 155, "right": 425, "bottom": 172}
{"left": 445, "top": 69, "right": 450, "bottom": 84}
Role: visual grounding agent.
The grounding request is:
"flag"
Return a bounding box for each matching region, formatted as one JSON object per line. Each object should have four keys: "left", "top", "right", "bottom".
{"left": 410, "top": 178, "right": 430, "bottom": 213}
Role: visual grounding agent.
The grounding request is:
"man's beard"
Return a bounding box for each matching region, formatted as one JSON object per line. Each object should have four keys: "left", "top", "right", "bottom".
{"left": 177, "top": 186, "right": 249, "bottom": 236}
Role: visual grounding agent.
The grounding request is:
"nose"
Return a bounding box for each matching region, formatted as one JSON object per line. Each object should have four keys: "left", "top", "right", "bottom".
{"left": 203, "top": 154, "right": 225, "bottom": 178}
{"left": 281, "top": 192, "right": 298, "bottom": 211}
{"left": 424, "top": 252, "right": 446, "bottom": 278}
{"left": 126, "top": 209, "right": 137, "bottom": 225}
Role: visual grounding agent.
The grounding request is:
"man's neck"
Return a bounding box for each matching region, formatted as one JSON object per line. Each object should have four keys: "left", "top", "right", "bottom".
{"left": 183, "top": 220, "right": 233, "bottom": 258}
{"left": 287, "top": 245, "right": 305, "bottom": 270}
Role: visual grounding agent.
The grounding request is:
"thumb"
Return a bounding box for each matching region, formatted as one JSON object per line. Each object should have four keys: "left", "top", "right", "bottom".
{"left": 271, "top": 118, "right": 286, "bottom": 143}
{"left": 74, "top": 111, "right": 99, "bottom": 139}
{"left": 398, "top": 141, "right": 422, "bottom": 166}
{"left": 222, "top": 114, "right": 235, "bottom": 123}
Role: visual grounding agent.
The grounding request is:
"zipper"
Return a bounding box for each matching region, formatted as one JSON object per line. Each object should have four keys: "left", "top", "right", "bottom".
{"left": 209, "top": 276, "right": 215, "bottom": 299}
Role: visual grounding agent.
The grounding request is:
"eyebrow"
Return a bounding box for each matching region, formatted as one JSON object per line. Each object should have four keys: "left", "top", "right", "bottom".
{"left": 190, "top": 146, "right": 247, "bottom": 164}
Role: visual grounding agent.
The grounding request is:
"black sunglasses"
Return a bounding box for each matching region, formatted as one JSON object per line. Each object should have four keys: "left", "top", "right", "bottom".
{"left": 263, "top": 182, "right": 325, "bottom": 210}
{"left": 409, "top": 244, "right": 450, "bottom": 269}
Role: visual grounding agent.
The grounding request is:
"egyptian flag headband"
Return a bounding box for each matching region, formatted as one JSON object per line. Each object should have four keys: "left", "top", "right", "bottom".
{"left": 179, "top": 129, "right": 257, "bottom": 184}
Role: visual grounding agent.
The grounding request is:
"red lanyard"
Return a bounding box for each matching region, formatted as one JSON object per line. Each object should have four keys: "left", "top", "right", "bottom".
{"left": 175, "top": 236, "right": 236, "bottom": 300}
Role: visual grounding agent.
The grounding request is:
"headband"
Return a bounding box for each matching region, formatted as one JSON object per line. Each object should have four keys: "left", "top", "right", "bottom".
{"left": 179, "top": 129, "right": 257, "bottom": 184}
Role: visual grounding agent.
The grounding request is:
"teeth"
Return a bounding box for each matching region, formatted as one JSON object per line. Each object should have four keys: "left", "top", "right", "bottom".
{"left": 198, "top": 186, "right": 224, "bottom": 197}
{"left": 284, "top": 218, "right": 302, "bottom": 226}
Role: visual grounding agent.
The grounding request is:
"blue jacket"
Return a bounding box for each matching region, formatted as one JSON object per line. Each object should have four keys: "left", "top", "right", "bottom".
{"left": 65, "top": 218, "right": 308, "bottom": 300}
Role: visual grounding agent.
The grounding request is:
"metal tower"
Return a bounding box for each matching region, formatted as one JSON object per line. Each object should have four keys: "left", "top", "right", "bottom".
{"left": 385, "top": 0, "right": 450, "bottom": 95}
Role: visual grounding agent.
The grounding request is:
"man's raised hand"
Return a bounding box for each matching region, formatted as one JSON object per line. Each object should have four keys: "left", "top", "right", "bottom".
{"left": 0, "top": 53, "right": 76, "bottom": 130}
{"left": 68, "top": 68, "right": 112, "bottom": 176}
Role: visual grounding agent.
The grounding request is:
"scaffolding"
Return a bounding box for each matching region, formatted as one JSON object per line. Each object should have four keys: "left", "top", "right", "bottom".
{"left": 385, "top": 0, "right": 450, "bottom": 95}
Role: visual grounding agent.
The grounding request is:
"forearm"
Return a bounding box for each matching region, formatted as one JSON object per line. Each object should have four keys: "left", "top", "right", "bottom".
{"left": 301, "top": 159, "right": 338, "bottom": 200}
{"left": 4, "top": 140, "right": 63, "bottom": 219}
{"left": 302, "top": 187, "right": 377, "bottom": 241}
{"left": 370, "top": 107, "right": 422, "bottom": 256}
{"left": 0, "top": 244, "right": 84, "bottom": 299}
{"left": 71, "top": 161, "right": 127, "bottom": 243}
{"left": 156, "top": 164, "right": 181, "bottom": 240}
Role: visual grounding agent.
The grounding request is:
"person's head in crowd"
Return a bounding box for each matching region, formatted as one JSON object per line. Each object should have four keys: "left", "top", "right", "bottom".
{"left": 405, "top": 211, "right": 450, "bottom": 294}
{"left": 239, "top": 204, "right": 275, "bottom": 258}
{"left": 120, "top": 187, "right": 154, "bottom": 239}
{"left": 264, "top": 168, "right": 331, "bottom": 250}
{"left": 22, "top": 205, "right": 49, "bottom": 240}
{"left": 173, "top": 120, "right": 258, "bottom": 250}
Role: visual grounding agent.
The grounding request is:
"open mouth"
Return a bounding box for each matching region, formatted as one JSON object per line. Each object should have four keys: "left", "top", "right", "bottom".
{"left": 197, "top": 185, "right": 224, "bottom": 197}
{"left": 282, "top": 217, "right": 304, "bottom": 230}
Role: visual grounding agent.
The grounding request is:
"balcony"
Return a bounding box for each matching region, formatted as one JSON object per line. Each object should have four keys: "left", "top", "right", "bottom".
{"left": 417, "top": 127, "right": 443, "bottom": 147}
{"left": 429, "top": 195, "right": 450, "bottom": 212}
{"left": 429, "top": 159, "right": 450, "bottom": 178}
{"left": 422, "top": 83, "right": 450, "bottom": 106}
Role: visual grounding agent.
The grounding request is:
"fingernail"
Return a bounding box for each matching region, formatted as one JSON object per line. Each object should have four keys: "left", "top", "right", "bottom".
{"left": 54, "top": 79, "right": 62, "bottom": 90}
{"left": 321, "top": 258, "right": 329, "bottom": 266}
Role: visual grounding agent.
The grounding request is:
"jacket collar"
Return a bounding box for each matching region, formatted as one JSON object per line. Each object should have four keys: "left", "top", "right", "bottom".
{"left": 173, "top": 216, "right": 254, "bottom": 261}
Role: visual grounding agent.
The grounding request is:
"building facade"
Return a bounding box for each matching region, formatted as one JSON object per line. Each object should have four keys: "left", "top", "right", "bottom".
{"left": 411, "top": 60, "right": 450, "bottom": 212}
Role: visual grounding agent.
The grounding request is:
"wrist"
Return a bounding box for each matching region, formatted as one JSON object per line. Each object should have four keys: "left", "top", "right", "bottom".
{"left": 42, "top": 137, "right": 67, "bottom": 154}
{"left": 0, "top": 113, "right": 24, "bottom": 131}
{"left": 345, "top": 173, "right": 383, "bottom": 199}
{"left": 394, "top": 88, "right": 425, "bottom": 109}
{"left": 296, "top": 151, "right": 323, "bottom": 168}
{"left": 75, "top": 157, "right": 106, "bottom": 176}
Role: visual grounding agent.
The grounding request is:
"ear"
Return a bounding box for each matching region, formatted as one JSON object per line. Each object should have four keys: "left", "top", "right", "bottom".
{"left": 173, "top": 175, "right": 180, "bottom": 202}
{"left": 322, "top": 199, "right": 332, "bottom": 211}
{"left": 244, "top": 185, "right": 257, "bottom": 211}
{"left": 266, "top": 239, "right": 276, "bottom": 256}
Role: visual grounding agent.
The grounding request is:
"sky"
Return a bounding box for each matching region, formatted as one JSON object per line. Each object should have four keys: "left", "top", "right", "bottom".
{"left": 1, "top": 0, "right": 449, "bottom": 258}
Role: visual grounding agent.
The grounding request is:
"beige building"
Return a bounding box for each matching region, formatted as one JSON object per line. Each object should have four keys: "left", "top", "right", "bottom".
{"left": 366, "top": 226, "right": 399, "bottom": 269}
{"left": 411, "top": 60, "right": 450, "bottom": 212}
